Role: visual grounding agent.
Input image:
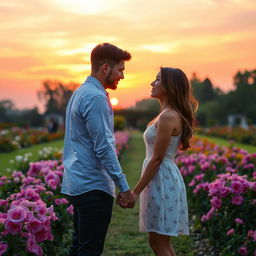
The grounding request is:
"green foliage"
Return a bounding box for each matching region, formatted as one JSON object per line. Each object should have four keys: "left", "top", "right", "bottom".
{"left": 114, "top": 99, "right": 160, "bottom": 130}
{"left": 133, "top": 98, "right": 160, "bottom": 112}
{"left": 114, "top": 115, "right": 126, "bottom": 130}
{"left": 0, "top": 100, "right": 44, "bottom": 126}
{"left": 37, "top": 80, "right": 78, "bottom": 117}
{"left": 0, "top": 139, "right": 64, "bottom": 176}
{"left": 191, "top": 73, "right": 222, "bottom": 104}
{"left": 191, "top": 69, "right": 256, "bottom": 126}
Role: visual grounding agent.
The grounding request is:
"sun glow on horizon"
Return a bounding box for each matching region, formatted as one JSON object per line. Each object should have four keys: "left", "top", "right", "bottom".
{"left": 0, "top": 0, "right": 255, "bottom": 110}
{"left": 110, "top": 97, "right": 119, "bottom": 106}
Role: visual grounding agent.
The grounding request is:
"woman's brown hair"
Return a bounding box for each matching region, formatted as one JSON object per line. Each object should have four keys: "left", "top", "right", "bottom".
{"left": 160, "top": 67, "right": 198, "bottom": 150}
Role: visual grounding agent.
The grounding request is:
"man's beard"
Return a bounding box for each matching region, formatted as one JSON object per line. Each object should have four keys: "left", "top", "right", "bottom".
{"left": 105, "top": 70, "right": 117, "bottom": 90}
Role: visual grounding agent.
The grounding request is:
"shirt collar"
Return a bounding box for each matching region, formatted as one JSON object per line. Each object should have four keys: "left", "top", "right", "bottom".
{"left": 85, "top": 76, "right": 108, "bottom": 97}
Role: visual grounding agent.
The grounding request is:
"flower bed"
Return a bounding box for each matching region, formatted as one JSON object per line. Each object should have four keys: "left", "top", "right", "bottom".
{"left": 197, "top": 126, "right": 256, "bottom": 146}
{"left": 0, "top": 127, "right": 64, "bottom": 153}
{"left": 0, "top": 131, "right": 130, "bottom": 255}
{"left": 176, "top": 137, "right": 256, "bottom": 255}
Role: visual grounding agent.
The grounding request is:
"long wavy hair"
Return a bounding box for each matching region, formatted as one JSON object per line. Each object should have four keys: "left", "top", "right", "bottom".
{"left": 160, "top": 67, "right": 198, "bottom": 150}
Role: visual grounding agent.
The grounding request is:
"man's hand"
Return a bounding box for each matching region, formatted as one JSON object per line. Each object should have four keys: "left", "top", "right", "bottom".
{"left": 116, "top": 190, "right": 135, "bottom": 209}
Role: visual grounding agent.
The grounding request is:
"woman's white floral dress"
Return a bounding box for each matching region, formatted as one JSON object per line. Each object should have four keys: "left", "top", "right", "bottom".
{"left": 139, "top": 124, "right": 189, "bottom": 236}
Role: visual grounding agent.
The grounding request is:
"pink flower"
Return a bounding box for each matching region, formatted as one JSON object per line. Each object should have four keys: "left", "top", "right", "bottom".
{"left": 247, "top": 230, "right": 254, "bottom": 238}
{"left": 230, "top": 181, "right": 244, "bottom": 194}
{"left": 54, "top": 198, "right": 69, "bottom": 205}
{"left": 226, "top": 228, "right": 234, "bottom": 236}
{"left": 238, "top": 246, "right": 248, "bottom": 255}
{"left": 249, "top": 182, "right": 256, "bottom": 191}
{"left": 219, "top": 187, "right": 230, "bottom": 197}
{"left": 201, "top": 214, "right": 208, "bottom": 222}
{"left": 4, "top": 219, "right": 22, "bottom": 234}
{"left": 48, "top": 179, "right": 58, "bottom": 190}
{"left": 27, "top": 162, "right": 41, "bottom": 176}
{"left": 66, "top": 205, "right": 74, "bottom": 215}
{"left": 188, "top": 165, "right": 195, "bottom": 173}
{"left": 35, "top": 229, "right": 48, "bottom": 242}
{"left": 0, "top": 199, "right": 8, "bottom": 207}
{"left": 231, "top": 195, "right": 244, "bottom": 205}
{"left": 26, "top": 236, "right": 43, "bottom": 256}
{"left": 0, "top": 242, "right": 8, "bottom": 256}
{"left": 35, "top": 204, "right": 47, "bottom": 216}
{"left": 41, "top": 217, "right": 51, "bottom": 231}
{"left": 7, "top": 206, "right": 27, "bottom": 223}
{"left": 234, "top": 218, "right": 244, "bottom": 224}
{"left": 253, "top": 231, "right": 256, "bottom": 241}
{"left": 27, "top": 219, "right": 44, "bottom": 234}
{"left": 24, "top": 188, "right": 40, "bottom": 201}
{"left": 210, "top": 197, "right": 222, "bottom": 209}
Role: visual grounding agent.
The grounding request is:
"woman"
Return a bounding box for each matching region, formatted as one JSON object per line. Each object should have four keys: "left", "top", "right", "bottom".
{"left": 132, "top": 67, "right": 198, "bottom": 256}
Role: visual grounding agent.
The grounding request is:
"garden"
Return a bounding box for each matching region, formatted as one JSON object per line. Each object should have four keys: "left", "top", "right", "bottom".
{"left": 0, "top": 127, "right": 64, "bottom": 153}
{"left": 0, "top": 128, "right": 255, "bottom": 255}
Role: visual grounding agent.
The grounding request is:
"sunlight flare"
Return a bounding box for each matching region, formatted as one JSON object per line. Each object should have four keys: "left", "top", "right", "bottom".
{"left": 110, "top": 97, "right": 119, "bottom": 106}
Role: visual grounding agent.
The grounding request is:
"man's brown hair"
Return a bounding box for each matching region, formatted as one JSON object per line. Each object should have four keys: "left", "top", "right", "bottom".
{"left": 90, "top": 43, "right": 131, "bottom": 71}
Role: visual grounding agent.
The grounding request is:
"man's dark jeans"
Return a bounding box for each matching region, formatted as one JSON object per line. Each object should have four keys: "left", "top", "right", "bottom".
{"left": 68, "top": 190, "right": 114, "bottom": 256}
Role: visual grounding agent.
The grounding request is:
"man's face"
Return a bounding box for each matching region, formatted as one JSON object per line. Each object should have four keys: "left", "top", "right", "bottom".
{"left": 105, "top": 61, "right": 125, "bottom": 90}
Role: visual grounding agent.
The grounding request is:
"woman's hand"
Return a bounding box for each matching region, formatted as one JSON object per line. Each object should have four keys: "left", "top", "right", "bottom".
{"left": 131, "top": 191, "right": 139, "bottom": 202}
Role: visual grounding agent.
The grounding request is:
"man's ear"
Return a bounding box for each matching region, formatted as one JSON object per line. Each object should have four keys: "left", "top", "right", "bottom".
{"left": 101, "top": 63, "right": 110, "bottom": 75}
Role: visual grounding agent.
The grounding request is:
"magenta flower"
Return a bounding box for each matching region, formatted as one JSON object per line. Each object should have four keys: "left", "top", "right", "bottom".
{"left": 226, "top": 228, "right": 234, "bottom": 236}
{"left": 231, "top": 195, "right": 244, "bottom": 205}
{"left": 66, "top": 205, "right": 74, "bottom": 215}
{"left": 26, "top": 236, "right": 43, "bottom": 256}
{"left": 210, "top": 197, "right": 222, "bottom": 209}
{"left": 234, "top": 218, "right": 244, "bottom": 224}
{"left": 35, "top": 229, "right": 48, "bottom": 242}
{"left": 4, "top": 219, "right": 22, "bottom": 234}
{"left": 24, "top": 188, "right": 40, "bottom": 201}
{"left": 54, "top": 198, "right": 69, "bottom": 205}
{"left": 247, "top": 230, "right": 254, "bottom": 238}
{"left": 27, "top": 219, "right": 44, "bottom": 234}
{"left": 230, "top": 180, "right": 244, "bottom": 194}
{"left": 238, "top": 246, "right": 248, "bottom": 255}
{"left": 47, "top": 179, "right": 58, "bottom": 190}
{"left": 7, "top": 206, "right": 27, "bottom": 223}
{"left": 249, "top": 182, "right": 256, "bottom": 191}
{"left": 253, "top": 231, "right": 256, "bottom": 241}
{"left": 0, "top": 242, "right": 8, "bottom": 256}
{"left": 0, "top": 199, "right": 8, "bottom": 207}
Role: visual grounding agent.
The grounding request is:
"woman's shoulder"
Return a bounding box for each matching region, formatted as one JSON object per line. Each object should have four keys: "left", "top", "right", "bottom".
{"left": 158, "top": 109, "right": 179, "bottom": 123}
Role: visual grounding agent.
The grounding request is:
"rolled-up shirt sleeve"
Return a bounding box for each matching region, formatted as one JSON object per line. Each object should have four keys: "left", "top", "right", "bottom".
{"left": 81, "top": 95, "right": 129, "bottom": 192}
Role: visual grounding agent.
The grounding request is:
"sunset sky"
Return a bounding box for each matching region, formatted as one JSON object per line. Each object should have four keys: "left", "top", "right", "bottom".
{"left": 0, "top": 0, "right": 255, "bottom": 111}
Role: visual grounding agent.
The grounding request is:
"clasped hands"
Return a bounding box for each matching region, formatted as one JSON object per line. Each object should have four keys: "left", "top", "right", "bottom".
{"left": 116, "top": 190, "right": 138, "bottom": 209}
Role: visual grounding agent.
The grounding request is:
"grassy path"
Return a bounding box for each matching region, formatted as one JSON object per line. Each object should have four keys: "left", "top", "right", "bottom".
{"left": 104, "top": 131, "right": 195, "bottom": 256}
{"left": 0, "top": 139, "right": 64, "bottom": 175}
{"left": 196, "top": 134, "right": 256, "bottom": 153}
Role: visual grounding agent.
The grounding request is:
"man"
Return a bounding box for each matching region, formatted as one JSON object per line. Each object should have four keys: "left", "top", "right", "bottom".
{"left": 61, "top": 43, "right": 135, "bottom": 256}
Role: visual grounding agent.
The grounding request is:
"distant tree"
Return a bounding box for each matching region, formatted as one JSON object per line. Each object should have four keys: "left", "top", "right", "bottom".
{"left": 37, "top": 80, "right": 78, "bottom": 117}
{"left": 16, "top": 107, "right": 44, "bottom": 127}
{"left": 0, "top": 100, "right": 44, "bottom": 127}
{"left": 132, "top": 98, "right": 160, "bottom": 113}
{"left": 190, "top": 73, "right": 223, "bottom": 104}
{"left": 0, "top": 99, "right": 16, "bottom": 122}
{"left": 223, "top": 69, "right": 256, "bottom": 122}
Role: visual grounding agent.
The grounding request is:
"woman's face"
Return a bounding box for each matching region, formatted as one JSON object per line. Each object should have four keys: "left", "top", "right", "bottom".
{"left": 150, "top": 72, "right": 166, "bottom": 99}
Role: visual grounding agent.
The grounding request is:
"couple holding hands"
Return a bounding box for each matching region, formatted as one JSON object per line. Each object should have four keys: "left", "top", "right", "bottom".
{"left": 61, "top": 43, "right": 198, "bottom": 256}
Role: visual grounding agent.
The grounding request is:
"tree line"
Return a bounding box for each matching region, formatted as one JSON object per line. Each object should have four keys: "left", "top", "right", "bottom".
{"left": 0, "top": 69, "right": 255, "bottom": 128}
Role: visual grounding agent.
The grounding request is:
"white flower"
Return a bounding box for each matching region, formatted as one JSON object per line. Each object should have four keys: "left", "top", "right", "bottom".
{"left": 15, "top": 155, "right": 23, "bottom": 161}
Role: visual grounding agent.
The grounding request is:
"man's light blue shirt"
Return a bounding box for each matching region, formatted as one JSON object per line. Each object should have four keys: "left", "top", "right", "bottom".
{"left": 61, "top": 76, "right": 130, "bottom": 197}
